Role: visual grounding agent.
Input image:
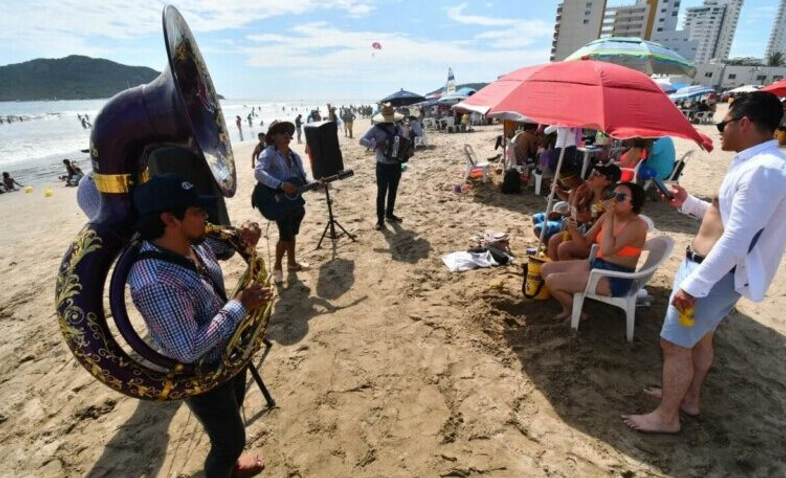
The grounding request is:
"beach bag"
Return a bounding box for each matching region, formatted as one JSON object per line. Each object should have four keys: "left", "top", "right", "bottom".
{"left": 522, "top": 253, "right": 551, "bottom": 300}
{"left": 501, "top": 169, "right": 521, "bottom": 194}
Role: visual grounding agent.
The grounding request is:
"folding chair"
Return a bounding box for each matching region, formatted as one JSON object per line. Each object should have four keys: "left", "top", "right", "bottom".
{"left": 463, "top": 144, "right": 490, "bottom": 183}
{"left": 571, "top": 237, "right": 675, "bottom": 342}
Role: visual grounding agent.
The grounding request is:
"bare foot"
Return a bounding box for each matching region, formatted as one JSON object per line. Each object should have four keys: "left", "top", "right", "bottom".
{"left": 233, "top": 453, "right": 264, "bottom": 478}
{"left": 553, "top": 311, "right": 570, "bottom": 321}
{"left": 621, "top": 412, "right": 681, "bottom": 434}
{"left": 642, "top": 386, "right": 700, "bottom": 417}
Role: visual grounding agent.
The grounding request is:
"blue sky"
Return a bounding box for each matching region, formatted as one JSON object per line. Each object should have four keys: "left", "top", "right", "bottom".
{"left": 0, "top": 0, "right": 777, "bottom": 100}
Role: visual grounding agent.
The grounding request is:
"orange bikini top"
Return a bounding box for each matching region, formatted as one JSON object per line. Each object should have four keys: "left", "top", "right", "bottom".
{"left": 596, "top": 221, "right": 642, "bottom": 259}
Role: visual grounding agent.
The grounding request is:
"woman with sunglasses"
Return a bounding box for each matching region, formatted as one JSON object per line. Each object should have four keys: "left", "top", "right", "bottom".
{"left": 541, "top": 182, "right": 647, "bottom": 322}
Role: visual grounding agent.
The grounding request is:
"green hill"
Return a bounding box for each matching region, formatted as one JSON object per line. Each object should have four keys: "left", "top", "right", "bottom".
{"left": 0, "top": 55, "right": 160, "bottom": 101}
{"left": 426, "top": 82, "right": 488, "bottom": 96}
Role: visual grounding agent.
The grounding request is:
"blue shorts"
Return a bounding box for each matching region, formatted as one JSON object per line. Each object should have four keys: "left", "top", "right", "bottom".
{"left": 589, "top": 257, "right": 635, "bottom": 297}
{"left": 660, "top": 258, "right": 741, "bottom": 348}
{"left": 533, "top": 213, "right": 563, "bottom": 239}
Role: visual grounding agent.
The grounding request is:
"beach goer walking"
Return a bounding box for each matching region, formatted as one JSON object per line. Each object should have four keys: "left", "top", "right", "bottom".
{"left": 235, "top": 115, "right": 243, "bottom": 142}
{"left": 622, "top": 92, "right": 786, "bottom": 434}
{"left": 295, "top": 114, "right": 303, "bottom": 144}
{"left": 359, "top": 103, "right": 406, "bottom": 231}
{"left": 128, "top": 174, "right": 269, "bottom": 478}
{"left": 254, "top": 120, "right": 313, "bottom": 284}
{"left": 344, "top": 108, "right": 356, "bottom": 139}
{"left": 252, "top": 132, "right": 265, "bottom": 169}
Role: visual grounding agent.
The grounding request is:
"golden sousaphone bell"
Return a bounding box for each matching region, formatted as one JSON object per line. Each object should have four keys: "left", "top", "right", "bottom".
{"left": 55, "top": 5, "right": 273, "bottom": 401}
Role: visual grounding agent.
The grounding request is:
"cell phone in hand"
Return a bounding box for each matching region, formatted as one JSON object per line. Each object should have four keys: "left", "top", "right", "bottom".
{"left": 651, "top": 177, "right": 674, "bottom": 200}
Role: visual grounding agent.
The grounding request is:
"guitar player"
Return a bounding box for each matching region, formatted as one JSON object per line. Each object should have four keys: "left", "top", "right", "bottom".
{"left": 254, "top": 119, "right": 313, "bottom": 284}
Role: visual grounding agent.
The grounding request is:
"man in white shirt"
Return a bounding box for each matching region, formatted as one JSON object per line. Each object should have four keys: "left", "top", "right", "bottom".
{"left": 623, "top": 92, "right": 786, "bottom": 433}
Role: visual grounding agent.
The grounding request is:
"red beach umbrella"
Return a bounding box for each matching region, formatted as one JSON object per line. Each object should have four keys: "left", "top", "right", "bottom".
{"left": 462, "top": 61, "right": 712, "bottom": 150}
{"left": 463, "top": 60, "right": 713, "bottom": 247}
{"left": 762, "top": 79, "right": 786, "bottom": 97}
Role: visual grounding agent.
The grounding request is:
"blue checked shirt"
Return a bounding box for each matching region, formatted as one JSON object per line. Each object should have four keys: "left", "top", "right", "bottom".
{"left": 254, "top": 145, "right": 309, "bottom": 189}
{"left": 128, "top": 239, "right": 245, "bottom": 365}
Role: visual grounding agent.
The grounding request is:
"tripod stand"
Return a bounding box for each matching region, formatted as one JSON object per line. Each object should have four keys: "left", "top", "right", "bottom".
{"left": 317, "top": 183, "right": 356, "bottom": 249}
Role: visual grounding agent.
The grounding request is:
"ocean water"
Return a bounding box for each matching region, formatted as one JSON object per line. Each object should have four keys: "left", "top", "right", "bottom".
{"left": 0, "top": 98, "right": 370, "bottom": 185}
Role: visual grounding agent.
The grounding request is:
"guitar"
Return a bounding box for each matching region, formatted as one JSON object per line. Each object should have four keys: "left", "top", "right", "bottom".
{"left": 252, "top": 169, "right": 354, "bottom": 221}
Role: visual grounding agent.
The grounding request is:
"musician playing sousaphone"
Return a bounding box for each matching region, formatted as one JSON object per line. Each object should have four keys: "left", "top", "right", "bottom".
{"left": 128, "top": 173, "right": 271, "bottom": 478}
{"left": 254, "top": 119, "right": 315, "bottom": 284}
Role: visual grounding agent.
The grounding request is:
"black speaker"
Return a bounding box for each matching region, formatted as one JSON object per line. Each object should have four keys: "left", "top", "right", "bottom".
{"left": 304, "top": 121, "right": 344, "bottom": 179}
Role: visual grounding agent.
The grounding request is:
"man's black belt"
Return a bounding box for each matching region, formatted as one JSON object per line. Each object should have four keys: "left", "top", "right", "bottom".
{"left": 686, "top": 245, "right": 705, "bottom": 264}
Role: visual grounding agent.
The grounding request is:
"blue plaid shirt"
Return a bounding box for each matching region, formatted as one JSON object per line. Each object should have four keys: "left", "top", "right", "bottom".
{"left": 128, "top": 239, "right": 245, "bottom": 365}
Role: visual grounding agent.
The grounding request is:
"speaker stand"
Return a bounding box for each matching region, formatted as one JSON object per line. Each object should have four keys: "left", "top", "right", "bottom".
{"left": 317, "top": 184, "right": 356, "bottom": 249}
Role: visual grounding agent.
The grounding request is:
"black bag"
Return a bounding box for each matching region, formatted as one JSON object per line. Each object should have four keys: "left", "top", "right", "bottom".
{"left": 501, "top": 169, "right": 521, "bottom": 194}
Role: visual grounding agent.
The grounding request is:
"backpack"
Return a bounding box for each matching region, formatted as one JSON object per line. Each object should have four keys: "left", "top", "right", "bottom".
{"left": 501, "top": 169, "right": 521, "bottom": 194}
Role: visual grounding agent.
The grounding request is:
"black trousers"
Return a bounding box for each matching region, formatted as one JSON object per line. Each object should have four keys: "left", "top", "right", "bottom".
{"left": 376, "top": 162, "right": 402, "bottom": 223}
{"left": 185, "top": 368, "right": 247, "bottom": 478}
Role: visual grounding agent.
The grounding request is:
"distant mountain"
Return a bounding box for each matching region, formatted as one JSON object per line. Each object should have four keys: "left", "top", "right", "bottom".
{"left": 0, "top": 55, "right": 160, "bottom": 101}
{"left": 426, "top": 82, "right": 488, "bottom": 96}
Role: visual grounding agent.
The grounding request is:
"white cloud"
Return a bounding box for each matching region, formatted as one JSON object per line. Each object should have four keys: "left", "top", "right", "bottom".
{"left": 474, "top": 18, "right": 554, "bottom": 49}
{"left": 237, "top": 22, "right": 549, "bottom": 83}
{"left": 445, "top": 3, "right": 515, "bottom": 27}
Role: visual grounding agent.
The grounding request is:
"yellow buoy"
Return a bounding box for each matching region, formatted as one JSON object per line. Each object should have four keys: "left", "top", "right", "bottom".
{"left": 44, "top": 189, "right": 53, "bottom": 197}
{"left": 24, "top": 186, "right": 33, "bottom": 194}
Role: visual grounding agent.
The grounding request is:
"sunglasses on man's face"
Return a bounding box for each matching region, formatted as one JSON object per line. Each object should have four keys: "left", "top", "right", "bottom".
{"left": 716, "top": 117, "right": 742, "bottom": 133}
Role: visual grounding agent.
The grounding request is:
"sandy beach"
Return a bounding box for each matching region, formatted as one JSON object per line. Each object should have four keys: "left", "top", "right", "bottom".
{"left": 3, "top": 106, "right": 786, "bottom": 478}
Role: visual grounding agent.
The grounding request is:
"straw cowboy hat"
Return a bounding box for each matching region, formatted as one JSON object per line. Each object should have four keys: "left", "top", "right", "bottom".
{"left": 265, "top": 119, "right": 296, "bottom": 143}
{"left": 373, "top": 103, "right": 404, "bottom": 123}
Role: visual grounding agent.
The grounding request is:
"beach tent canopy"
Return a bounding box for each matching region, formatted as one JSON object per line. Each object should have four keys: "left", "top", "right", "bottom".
{"left": 438, "top": 87, "right": 477, "bottom": 105}
{"left": 379, "top": 89, "right": 427, "bottom": 107}
{"left": 565, "top": 37, "right": 696, "bottom": 77}
{"left": 668, "top": 85, "right": 715, "bottom": 101}
{"left": 727, "top": 85, "right": 761, "bottom": 94}
{"left": 762, "top": 78, "right": 786, "bottom": 97}
{"left": 654, "top": 78, "right": 677, "bottom": 94}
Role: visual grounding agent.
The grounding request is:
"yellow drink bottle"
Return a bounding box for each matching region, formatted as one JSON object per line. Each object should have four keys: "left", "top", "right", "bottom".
{"left": 679, "top": 305, "right": 695, "bottom": 327}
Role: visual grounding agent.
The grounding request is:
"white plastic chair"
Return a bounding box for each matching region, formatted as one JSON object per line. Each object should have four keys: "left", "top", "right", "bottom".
{"left": 422, "top": 118, "right": 436, "bottom": 130}
{"left": 414, "top": 129, "right": 429, "bottom": 147}
{"left": 463, "top": 144, "right": 490, "bottom": 183}
{"left": 442, "top": 116, "right": 455, "bottom": 132}
{"left": 570, "top": 236, "right": 675, "bottom": 342}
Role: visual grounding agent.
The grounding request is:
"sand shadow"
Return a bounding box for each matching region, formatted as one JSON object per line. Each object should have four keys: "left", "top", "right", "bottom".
{"left": 265, "top": 281, "right": 368, "bottom": 346}
{"left": 375, "top": 222, "right": 432, "bottom": 263}
{"left": 316, "top": 257, "right": 355, "bottom": 300}
{"left": 84, "top": 400, "right": 181, "bottom": 478}
{"left": 491, "top": 285, "right": 786, "bottom": 477}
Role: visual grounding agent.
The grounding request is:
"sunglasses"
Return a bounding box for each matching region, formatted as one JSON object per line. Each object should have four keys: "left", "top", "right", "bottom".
{"left": 716, "top": 117, "right": 742, "bottom": 133}
{"left": 613, "top": 192, "right": 629, "bottom": 202}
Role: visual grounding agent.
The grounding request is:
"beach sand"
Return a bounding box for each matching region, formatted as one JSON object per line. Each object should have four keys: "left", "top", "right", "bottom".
{"left": 2, "top": 106, "right": 786, "bottom": 477}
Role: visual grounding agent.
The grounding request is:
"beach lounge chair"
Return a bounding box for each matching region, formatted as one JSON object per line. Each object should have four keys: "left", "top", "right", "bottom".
{"left": 463, "top": 144, "right": 490, "bottom": 183}
{"left": 570, "top": 236, "right": 675, "bottom": 342}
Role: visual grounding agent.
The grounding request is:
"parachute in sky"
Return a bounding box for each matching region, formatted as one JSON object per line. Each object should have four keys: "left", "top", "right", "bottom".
{"left": 371, "top": 41, "right": 382, "bottom": 56}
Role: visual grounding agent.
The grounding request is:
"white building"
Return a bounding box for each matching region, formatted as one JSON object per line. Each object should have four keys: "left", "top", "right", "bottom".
{"left": 601, "top": 1, "right": 653, "bottom": 38}
{"left": 684, "top": 0, "right": 743, "bottom": 63}
{"left": 651, "top": 0, "right": 681, "bottom": 34}
{"left": 766, "top": 0, "right": 786, "bottom": 59}
{"left": 550, "top": 0, "right": 608, "bottom": 61}
{"left": 655, "top": 30, "right": 699, "bottom": 61}
{"left": 693, "top": 62, "right": 786, "bottom": 89}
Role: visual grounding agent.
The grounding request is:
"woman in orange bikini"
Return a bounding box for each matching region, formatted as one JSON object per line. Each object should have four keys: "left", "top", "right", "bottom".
{"left": 541, "top": 182, "right": 648, "bottom": 321}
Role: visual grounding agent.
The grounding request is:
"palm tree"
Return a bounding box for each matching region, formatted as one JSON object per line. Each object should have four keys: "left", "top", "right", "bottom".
{"left": 767, "top": 51, "right": 785, "bottom": 67}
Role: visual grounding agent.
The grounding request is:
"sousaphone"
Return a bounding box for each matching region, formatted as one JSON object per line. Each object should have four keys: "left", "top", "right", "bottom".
{"left": 55, "top": 5, "right": 272, "bottom": 401}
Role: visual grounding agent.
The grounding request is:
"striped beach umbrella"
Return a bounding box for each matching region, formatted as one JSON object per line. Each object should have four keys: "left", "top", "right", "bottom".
{"left": 565, "top": 37, "right": 696, "bottom": 77}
